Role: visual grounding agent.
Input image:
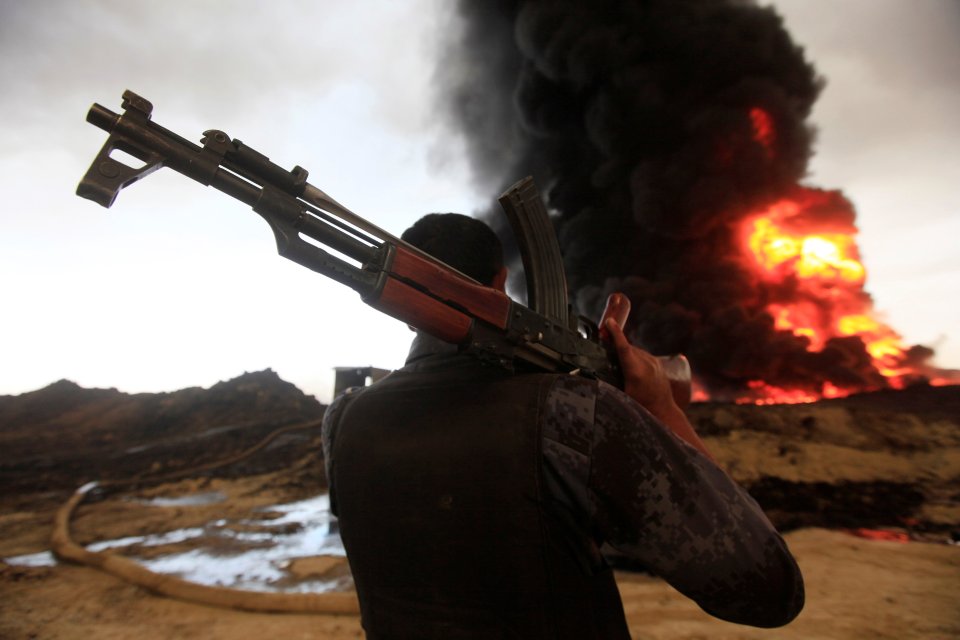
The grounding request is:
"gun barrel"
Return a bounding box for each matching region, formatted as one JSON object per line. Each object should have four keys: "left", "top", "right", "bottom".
{"left": 86, "top": 104, "right": 119, "bottom": 131}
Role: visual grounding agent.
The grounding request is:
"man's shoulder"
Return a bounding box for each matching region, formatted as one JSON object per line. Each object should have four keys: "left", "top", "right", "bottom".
{"left": 543, "top": 375, "right": 598, "bottom": 422}
{"left": 542, "top": 375, "right": 640, "bottom": 420}
{"left": 541, "top": 374, "right": 598, "bottom": 456}
{"left": 540, "top": 375, "right": 655, "bottom": 447}
{"left": 322, "top": 385, "right": 366, "bottom": 434}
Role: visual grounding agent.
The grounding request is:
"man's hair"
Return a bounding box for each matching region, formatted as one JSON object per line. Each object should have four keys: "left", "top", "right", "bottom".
{"left": 401, "top": 213, "right": 504, "bottom": 285}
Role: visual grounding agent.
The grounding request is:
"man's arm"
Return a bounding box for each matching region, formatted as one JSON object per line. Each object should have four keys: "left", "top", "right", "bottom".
{"left": 321, "top": 390, "right": 359, "bottom": 518}
{"left": 603, "top": 318, "right": 713, "bottom": 460}
{"left": 593, "top": 320, "right": 804, "bottom": 627}
{"left": 589, "top": 385, "right": 804, "bottom": 627}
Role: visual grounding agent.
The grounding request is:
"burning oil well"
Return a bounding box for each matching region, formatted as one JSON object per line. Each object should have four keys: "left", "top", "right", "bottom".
{"left": 436, "top": 0, "right": 955, "bottom": 403}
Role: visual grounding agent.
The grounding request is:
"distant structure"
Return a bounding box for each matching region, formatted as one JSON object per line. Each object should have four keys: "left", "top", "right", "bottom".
{"left": 333, "top": 366, "right": 390, "bottom": 398}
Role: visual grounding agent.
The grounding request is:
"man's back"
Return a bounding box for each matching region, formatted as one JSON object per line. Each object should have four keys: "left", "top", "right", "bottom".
{"left": 324, "top": 350, "right": 632, "bottom": 639}
{"left": 323, "top": 212, "right": 802, "bottom": 637}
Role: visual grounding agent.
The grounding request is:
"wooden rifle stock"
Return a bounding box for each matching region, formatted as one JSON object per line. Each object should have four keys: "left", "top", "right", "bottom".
{"left": 364, "top": 245, "right": 512, "bottom": 344}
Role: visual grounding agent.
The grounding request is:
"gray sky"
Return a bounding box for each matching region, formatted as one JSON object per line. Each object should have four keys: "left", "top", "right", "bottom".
{"left": 1, "top": 0, "right": 957, "bottom": 402}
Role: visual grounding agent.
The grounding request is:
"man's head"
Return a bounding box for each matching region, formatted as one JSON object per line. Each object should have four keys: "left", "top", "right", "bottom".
{"left": 401, "top": 213, "right": 506, "bottom": 288}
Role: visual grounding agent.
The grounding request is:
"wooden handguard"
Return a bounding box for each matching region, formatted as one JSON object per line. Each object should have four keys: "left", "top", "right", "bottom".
{"left": 387, "top": 245, "right": 512, "bottom": 329}
{"left": 365, "top": 244, "right": 513, "bottom": 344}
{"left": 366, "top": 277, "right": 474, "bottom": 344}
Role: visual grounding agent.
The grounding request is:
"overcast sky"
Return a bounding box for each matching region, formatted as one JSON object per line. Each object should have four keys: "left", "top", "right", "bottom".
{"left": 1, "top": 0, "right": 957, "bottom": 402}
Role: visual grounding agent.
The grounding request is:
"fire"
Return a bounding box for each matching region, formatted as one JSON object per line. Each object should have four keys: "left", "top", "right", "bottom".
{"left": 738, "top": 381, "right": 818, "bottom": 405}
{"left": 700, "top": 107, "right": 953, "bottom": 404}
{"left": 845, "top": 529, "right": 910, "bottom": 543}
{"left": 716, "top": 107, "right": 778, "bottom": 167}
{"left": 767, "top": 302, "right": 818, "bottom": 346}
{"left": 836, "top": 315, "right": 912, "bottom": 380}
{"left": 737, "top": 189, "right": 920, "bottom": 403}
{"left": 749, "top": 107, "right": 776, "bottom": 155}
{"left": 747, "top": 206, "right": 865, "bottom": 286}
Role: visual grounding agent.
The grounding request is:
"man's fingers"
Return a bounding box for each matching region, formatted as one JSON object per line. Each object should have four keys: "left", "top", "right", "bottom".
{"left": 604, "top": 318, "right": 660, "bottom": 376}
{"left": 604, "top": 318, "right": 630, "bottom": 355}
{"left": 604, "top": 319, "right": 680, "bottom": 421}
{"left": 604, "top": 318, "right": 648, "bottom": 383}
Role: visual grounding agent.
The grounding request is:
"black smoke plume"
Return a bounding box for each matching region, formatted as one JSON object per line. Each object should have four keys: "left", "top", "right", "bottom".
{"left": 435, "top": 0, "right": 928, "bottom": 399}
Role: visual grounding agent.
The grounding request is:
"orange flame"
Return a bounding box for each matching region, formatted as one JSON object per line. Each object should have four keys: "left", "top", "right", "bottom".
{"left": 696, "top": 107, "right": 956, "bottom": 404}
{"left": 736, "top": 189, "right": 923, "bottom": 403}
{"left": 738, "top": 381, "right": 818, "bottom": 405}
{"left": 746, "top": 205, "right": 865, "bottom": 286}
{"left": 750, "top": 107, "right": 776, "bottom": 156}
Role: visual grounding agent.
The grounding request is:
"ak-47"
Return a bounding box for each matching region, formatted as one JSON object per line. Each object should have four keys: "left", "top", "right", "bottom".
{"left": 76, "top": 90, "right": 690, "bottom": 403}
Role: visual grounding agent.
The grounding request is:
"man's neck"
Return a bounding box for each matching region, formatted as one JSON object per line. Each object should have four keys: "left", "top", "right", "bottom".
{"left": 405, "top": 332, "right": 458, "bottom": 364}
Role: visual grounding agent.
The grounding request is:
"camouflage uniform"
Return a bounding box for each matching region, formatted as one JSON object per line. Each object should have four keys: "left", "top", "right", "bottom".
{"left": 323, "top": 334, "right": 804, "bottom": 636}
{"left": 542, "top": 362, "right": 804, "bottom": 626}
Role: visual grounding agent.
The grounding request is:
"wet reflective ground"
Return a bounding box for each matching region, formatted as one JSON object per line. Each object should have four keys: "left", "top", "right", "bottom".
{"left": 5, "top": 493, "right": 351, "bottom": 593}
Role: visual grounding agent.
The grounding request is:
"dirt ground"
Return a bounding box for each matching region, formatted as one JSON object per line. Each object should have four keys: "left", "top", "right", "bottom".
{"left": 2, "top": 475, "right": 958, "bottom": 640}
{"left": 3, "top": 383, "right": 959, "bottom": 638}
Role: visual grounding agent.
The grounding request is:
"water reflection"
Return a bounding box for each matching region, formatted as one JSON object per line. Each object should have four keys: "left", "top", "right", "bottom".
{"left": 5, "top": 550, "right": 54, "bottom": 567}
{"left": 139, "top": 491, "right": 227, "bottom": 507}
{"left": 5, "top": 493, "right": 349, "bottom": 593}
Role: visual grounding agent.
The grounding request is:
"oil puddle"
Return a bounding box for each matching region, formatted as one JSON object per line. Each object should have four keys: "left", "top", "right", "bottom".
{"left": 4, "top": 550, "right": 54, "bottom": 567}
{"left": 139, "top": 491, "right": 227, "bottom": 507}
{"left": 4, "top": 493, "right": 350, "bottom": 593}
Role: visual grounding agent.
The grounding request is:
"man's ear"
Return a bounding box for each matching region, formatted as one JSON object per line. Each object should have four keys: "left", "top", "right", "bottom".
{"left": 491, "top": 266, "right": 508, "bottom": 293}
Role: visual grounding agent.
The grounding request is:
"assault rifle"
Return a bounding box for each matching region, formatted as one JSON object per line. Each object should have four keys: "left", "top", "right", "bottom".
{"left": 76, "top": 90, "right": 689, "bottom": 403}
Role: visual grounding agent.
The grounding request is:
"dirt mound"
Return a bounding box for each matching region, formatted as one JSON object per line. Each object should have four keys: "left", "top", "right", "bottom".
{"left": 689, "top": 385, "right": 960, "bottom": 534}
{"left": 0, "top": 370, "right": 326, "bottom": 505}
{"left": 1, "top": 373, "right": 957, "bottom": 535}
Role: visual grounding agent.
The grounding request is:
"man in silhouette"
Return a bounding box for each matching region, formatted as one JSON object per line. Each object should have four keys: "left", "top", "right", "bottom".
{"left": 322, "top": 213, "right": 803, "bottom": 639}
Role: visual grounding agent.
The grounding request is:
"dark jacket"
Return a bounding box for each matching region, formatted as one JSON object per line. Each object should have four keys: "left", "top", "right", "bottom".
{"left": 322, "top": 337, "right": 804, "bottom": 638}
